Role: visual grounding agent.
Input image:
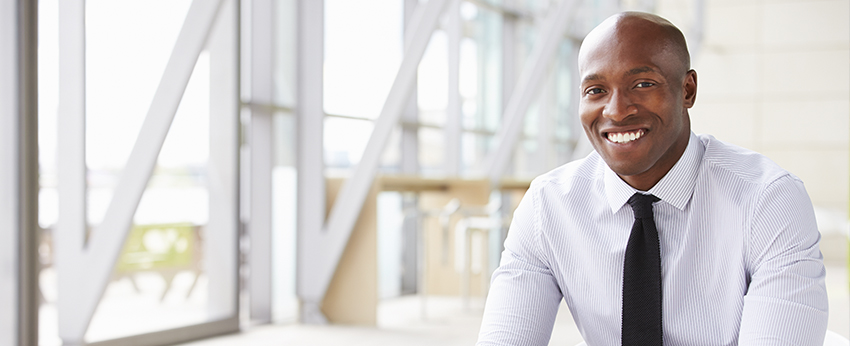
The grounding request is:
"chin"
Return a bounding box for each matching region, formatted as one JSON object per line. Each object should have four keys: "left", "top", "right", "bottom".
{"left": 602, "top": 160, "right": 651, "bottom": 178}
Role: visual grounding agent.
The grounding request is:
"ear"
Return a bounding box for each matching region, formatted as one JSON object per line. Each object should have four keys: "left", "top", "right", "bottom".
{"left": 683, "top": 69, "right": 697, "bottom": 108}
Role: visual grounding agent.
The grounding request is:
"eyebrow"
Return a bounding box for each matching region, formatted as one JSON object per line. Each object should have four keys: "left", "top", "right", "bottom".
{"left": 582, "top": 66, "right": 658, "bottom": 84}
{"left": 582, "top": 73, "right": 602, "bottom": 83}
{"left": 626, "top": 66, "right": 656, "bottom": 76}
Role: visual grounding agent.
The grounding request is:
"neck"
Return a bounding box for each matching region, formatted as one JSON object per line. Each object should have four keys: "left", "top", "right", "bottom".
{"left": 620, "top": 129, "right": 691, "bottom": 191}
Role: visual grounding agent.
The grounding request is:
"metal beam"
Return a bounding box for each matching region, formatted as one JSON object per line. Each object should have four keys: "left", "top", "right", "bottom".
{"left": 249, "top": 0, "right": 274, "bottom": 323}
{"left": 1, "top": 0, "right": 38, "bottom": 344}
{"left": 445, "top": 0, "right": 461, "bottom": 176}
{"left": 19, "top": 1, "right": 39, "bottom": 343}
{"left": 0, "top": 0, "right": 15, "bottom": 341}
{"left": 84, "top": 317, "right": 237, "bottom": 346}
{"left": 295, "top": 0, "right": 327, "bottom": 323}
{"left": 55, "top": 0, "right": 224, "bottom": 342}
{"left": 400, "top": 0, "right": 421, "bottom": 296}
{"left": 208, "top": 0, "right": 240, "bottom": 321}
{"left": 55, "top": 0, "right": 89, "bottom": 341}
{"left": 55, "top": 0, "right": 86, "bottom": 256}
{"left": 483, "top": 0, "right": 576, "bottom": 185}
{"left": 299, "top": 0, "right": 451, "bottom": 309}
{"left": 401, "top": 0, "right": 420, "bottom": 176}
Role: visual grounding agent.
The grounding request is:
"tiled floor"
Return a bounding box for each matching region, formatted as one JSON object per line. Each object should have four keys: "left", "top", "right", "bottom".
{"left": 180, "top": 265, "right": 849, "bottom": 346}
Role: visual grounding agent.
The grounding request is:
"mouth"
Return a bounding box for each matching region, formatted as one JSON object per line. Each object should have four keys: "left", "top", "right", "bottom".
{"left": 604, "top": 129, "right": 646, "bottom": 144}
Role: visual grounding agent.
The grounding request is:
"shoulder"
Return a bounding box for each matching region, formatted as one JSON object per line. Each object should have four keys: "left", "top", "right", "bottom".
{"left": 529, "top": 151, "right": 605, "bottom": 195}
{"left": 697, "top": 134, "right": 799, "bottom": 188}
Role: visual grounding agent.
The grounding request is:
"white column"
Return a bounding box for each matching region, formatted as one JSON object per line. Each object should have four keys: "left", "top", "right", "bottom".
{"left": 208, "top": 0, "right": 240, "bottom": 321}
{"left": 401, "top": 0, "right": 420, "bottom": 176}
{"left": 55, "top": 0, "right": 89, "bottom": 342}
{"left": 249, "top": 0, "right": 274, "bottom": 323}
{"left": 0, "top": 1, "right": 18, "bottom": 344}
{"left": 55, "top": 0, "right": 87, "bottom": 256}
{"left": 400, "top": 0, "right": 420, "bottom": 295}
{"left": 1, "top": 0, "right": 38, "bottom": 344}
{"left": 444, "top": 0, "right": 461, "bottom": 176}
{"left": 0, "top": 0, "right": 14, "bottom": 341}
{"left": 295, "top": 0, "right": 327, "bottom": 324}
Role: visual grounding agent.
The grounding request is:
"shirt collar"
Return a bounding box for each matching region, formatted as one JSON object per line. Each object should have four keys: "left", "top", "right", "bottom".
{"left": 603, "top": 131, "right": 704, "bottom": 213}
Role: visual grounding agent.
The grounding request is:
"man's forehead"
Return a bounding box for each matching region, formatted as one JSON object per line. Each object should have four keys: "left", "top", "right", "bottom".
{"left": 579, "top": 12, "right": 690, "bottom": 75}
{"left": 580, "top": 20, "right": 667, "bottom": 59}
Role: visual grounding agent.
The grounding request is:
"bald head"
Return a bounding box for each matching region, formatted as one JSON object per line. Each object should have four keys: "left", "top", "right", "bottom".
{"left": 576, "top": 11, "right": 698, "bottom": 190}
{"left": 579, "top": 12, "right": 690, "bottom": 80}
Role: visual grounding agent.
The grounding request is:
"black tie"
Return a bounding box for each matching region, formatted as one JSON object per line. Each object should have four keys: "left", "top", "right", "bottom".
{"left": 622, "top": 193, "right": 662, "bottom": 345}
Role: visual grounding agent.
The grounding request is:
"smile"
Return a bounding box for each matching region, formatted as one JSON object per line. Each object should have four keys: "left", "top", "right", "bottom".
{"left": 606, "top": 129, "right": 645, "bottom": 144}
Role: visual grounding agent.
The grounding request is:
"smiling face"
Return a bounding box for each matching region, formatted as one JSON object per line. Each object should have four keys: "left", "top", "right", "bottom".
{"left": 578, "top": 12, "right": 697, "bottom": 191}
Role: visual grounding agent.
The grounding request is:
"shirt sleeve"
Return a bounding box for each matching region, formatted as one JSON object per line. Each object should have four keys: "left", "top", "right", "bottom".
{"left": 739, "top": 174, "right": 829, "bottom": 345}
{"left": 476, "top": 184, "right": 564, "bottom": 346}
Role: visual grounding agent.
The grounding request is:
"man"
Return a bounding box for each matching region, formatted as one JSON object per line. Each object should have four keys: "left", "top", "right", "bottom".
{"left": 476, "top": 12, "right": 828, "bottom": 346}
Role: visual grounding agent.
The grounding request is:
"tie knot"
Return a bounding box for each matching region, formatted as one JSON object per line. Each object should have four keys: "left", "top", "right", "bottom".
{"left": 627, "top": 193, "right": 659, "bottom": 219}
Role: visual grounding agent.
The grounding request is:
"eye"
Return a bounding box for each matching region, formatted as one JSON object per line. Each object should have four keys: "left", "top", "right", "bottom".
{"left": 585, "top": 87, "right": 605, "bottom": 95}
{"left": 635, "top": 81, "right": 655, "bottom": 88}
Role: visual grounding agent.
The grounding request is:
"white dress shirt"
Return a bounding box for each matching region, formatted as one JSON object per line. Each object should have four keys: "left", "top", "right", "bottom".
{"left": 477, "top": 132, "right": 828, "bottom": 346}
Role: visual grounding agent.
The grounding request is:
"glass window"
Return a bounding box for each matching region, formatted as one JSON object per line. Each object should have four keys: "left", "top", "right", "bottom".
{"left": 38, "top": 0, "right": 239, "bottom": 343}
{"left": 323, "top": 0, "right": 404, "bottom": 170}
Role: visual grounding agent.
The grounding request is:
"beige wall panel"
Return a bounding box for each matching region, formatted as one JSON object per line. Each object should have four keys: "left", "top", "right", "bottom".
{"left": 761, "top": 50, "right": 850, "bottom": 95}
{"left": 704, "top": 3, "right": 759, "bottom": 47}
{"left": 760, "top": 100, "right": 849, "bottom": 147}
{"left": 654, "top": 7, "right": 691, "bottom": 30}
{"left": 759, "top": 148, "right": 849, "bottom": 211}
{"left": 762, "top": 0, "right": 850, "bottom": 46}
{"left": 654, "top": 0, "right": 690, "bottom": 12}
{"left": 692, "top": 52, "right": 759, "bottom": 99}
{"left": 707, "top": 0, "right": 759, "bottom": 7}
{"left": 690, "top": 100, "right": 758, "bottom": 149}
{"left": 321, "top": 178, "right": 379, "bottom": 325}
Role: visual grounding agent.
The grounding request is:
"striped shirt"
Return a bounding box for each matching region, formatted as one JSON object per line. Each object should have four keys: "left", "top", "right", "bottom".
{"left": 477, "top": 132, "right": 828, "bottom": 346}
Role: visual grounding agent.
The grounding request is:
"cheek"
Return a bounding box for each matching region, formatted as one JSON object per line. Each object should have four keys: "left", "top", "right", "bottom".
{"left": 578, "top": 103, "right": 596, "bottom": 129}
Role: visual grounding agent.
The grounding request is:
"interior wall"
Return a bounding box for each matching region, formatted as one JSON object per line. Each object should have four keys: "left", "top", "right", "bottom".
{"left": 657, "top": 0, "right": 850, "bottom": 225}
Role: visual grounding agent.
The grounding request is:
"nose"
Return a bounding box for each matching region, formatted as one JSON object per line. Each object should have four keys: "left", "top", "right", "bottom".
{"left": 601, "top": 90, "right": 637, "bottom": 122}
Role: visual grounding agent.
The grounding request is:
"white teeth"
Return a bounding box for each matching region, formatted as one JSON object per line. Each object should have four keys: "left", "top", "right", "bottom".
{"left": 607, "top": 130, "right": 644, "bottom": 144}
